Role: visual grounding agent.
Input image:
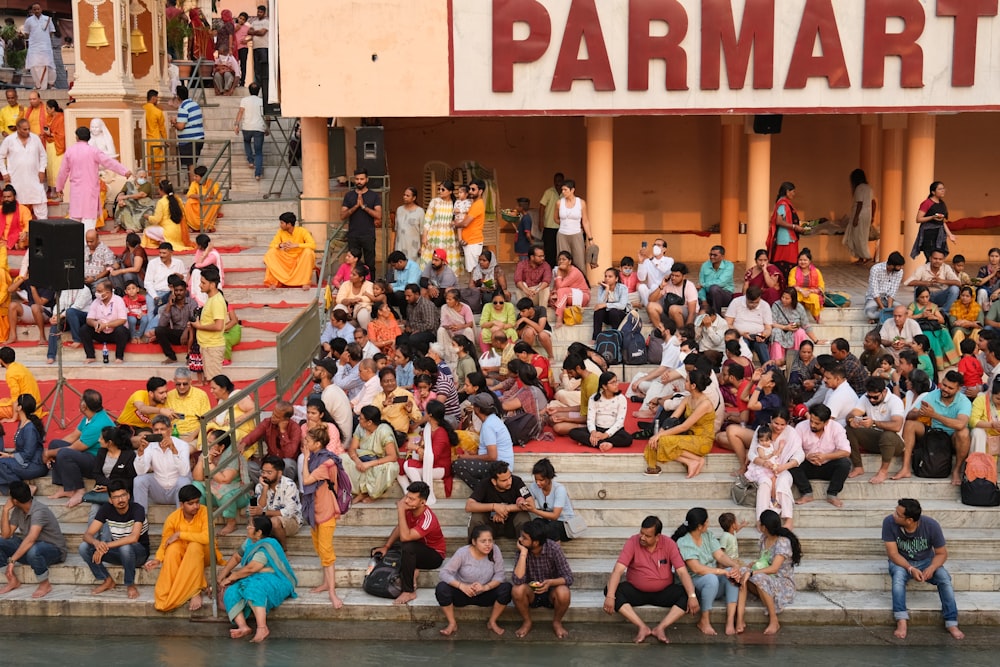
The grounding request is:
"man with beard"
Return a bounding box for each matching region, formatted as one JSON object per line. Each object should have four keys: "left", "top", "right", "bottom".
{"left": 420, "top": 248, "right": 458, "bottom": 306}
{"left": 313, "top": 357, "right": 352, "bottom": 444}
{"left": 0, "top": 185, "right": 29, "bottom": 250}
{"left": 340, "top": 167, "right": 381, "bottom": 271}
{"left": 845, "top": 377, "right": 905, "bottom": 484}
{"left": 791, "top": 404, "right": 852, "bottom": 509}
{"left": 896, "top": 370, "right": 971, "bottom": 485}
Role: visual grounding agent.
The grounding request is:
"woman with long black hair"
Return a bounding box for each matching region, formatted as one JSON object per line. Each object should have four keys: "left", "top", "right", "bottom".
{"left": 569, "top": 371, "right": 631, "bottom": 451}
{"left": 735, "top": 509, "right": 802, "bottom": 635}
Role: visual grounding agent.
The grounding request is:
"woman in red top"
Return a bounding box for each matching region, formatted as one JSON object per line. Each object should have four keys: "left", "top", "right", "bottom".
{"left": 766, "top": 182, "right": 806, "bottom": 276}
{"left": 401, "top": 400, "right": 455, "bottom": 498}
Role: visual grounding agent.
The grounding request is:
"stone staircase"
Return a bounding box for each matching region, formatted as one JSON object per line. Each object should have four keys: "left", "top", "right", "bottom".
{"left": 4, "top": 451, "right": 997, "bottom": 637}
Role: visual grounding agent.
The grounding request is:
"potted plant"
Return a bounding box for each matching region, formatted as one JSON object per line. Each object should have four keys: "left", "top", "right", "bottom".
{"left": 166, "top": 15, "right": 191, "bottom": 62}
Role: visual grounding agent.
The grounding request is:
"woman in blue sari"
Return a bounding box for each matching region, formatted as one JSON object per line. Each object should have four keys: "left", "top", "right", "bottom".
{"left": 217, "top": 516, "right": 298, "bottom": 643}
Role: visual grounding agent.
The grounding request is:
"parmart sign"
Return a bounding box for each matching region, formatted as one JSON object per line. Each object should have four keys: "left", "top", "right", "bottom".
{"left": 450, "top": 0, "right": 1000, "bottom": 114}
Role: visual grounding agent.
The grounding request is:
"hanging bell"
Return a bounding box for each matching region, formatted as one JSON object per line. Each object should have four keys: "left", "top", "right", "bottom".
{"left": 130, "top": 27, "right": 147, "bottom": 54}
{"left": 87, "top": 20, "right": 109, "bottom": 49}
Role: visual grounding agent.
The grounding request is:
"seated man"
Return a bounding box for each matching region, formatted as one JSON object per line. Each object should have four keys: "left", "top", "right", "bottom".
{"left": 250, "top": 456, "right": 302, "bottom": 548}
{"left": 143, "top": 484, "right": 221, "bottom": 612}
{"left": 0, "top": 481, "right": 68, "bottom": 599}
{"left": 846, "top": 377, "right": 905, "bottom": 483}
{"left": 881, "top": 306, "right": 922, "bottom": 360}
{"left": 603, "top": 515, "right": 699, "bottom": 644}
{"left": 153, "top": 278, "right": 196, "bottom": 364}
{"left": 144, "top": 242, "right": 186, "bottom": 317}
{"left": 647, "top": 263, "right": 698, "bottom": 335}
{"left": 904, "top": 249, "right": 961, "bottom": 314}
{"left": 78, "top": 480, "right": 150, "bottom": 599}
{"left": 725, "top": 286, "right": 772, "bottom": 365}
{"left": 465, "top": 461, "right": 531, "bottom": 539}
{"left": 882, "top": 498, "right": 964, "bottom": 641}
{"left": 239, "top": 400, "right": 301, "bottom": 482}
{"left": 80, "top": 280, "right": 130, "bottom": 363}
{"left": 350, "top": 359, "right": 381, "bottom": 415}
{"left": 791, "top": 404, "right": 852, "bottom": 509}
{"left": 697, "top": 245, "right": 735, "bottom": 313}
{"left": 212, "top": 43, "right": 240, "bottom": 96}
{"left": 513, "top": 245, "right": 552, "bottom": 308}
{"left": 165, "top": 368, "right": 212, "bottom": 442}
{"left": 859, "top": 329, "right": 895, "bottom": 374}
{"left": 117, "top": 376, "right": 175, "bottom": 433}
{"left": 896, "top": 370, "right": 971, "bottom": 485}
{"left": 864, "top": 252, "right": 906, "bottom": 323}
{"left": 0, "top": 346, "right": 41, "bottom": 421}
{"left": 420, "top": 249, "right": 459, "bottom": 307}
{"left": 386, "top": 250, "right": 421, "bottom": 317}
{"left": 373, "top": 368, "right": 420, "bottom": 441}
{"left": 372, "top": 481, "right": 446, "bottom": 606}
{"left": 512, "top": 518, "right": 574, "bottom": 639}
{"left": 45, "top": 287, "right": 93, "bottom": 363}
{"left": 132, "top": 415, "right": 192, "bottom": 511}
{"left": 544, "top": 354, "right": 597, "bottom": 436}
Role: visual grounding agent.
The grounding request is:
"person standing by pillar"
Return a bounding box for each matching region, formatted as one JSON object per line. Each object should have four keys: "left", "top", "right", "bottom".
{"left": 248, "top": 5, "right": 270, "bottom": 102}
{"left": 538, "top": 172, "right": 564, "bottom": 268}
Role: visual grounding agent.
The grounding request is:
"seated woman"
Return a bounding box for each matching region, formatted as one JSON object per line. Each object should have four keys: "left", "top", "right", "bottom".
{"left": 43, "top": 389, "right": 115, "bottom": 508}
{"left": 217, "top": 516, "right": 298, "bottom": 643}
{"left": 949, "top": 285, "right": 983, "bottom": 349}
{"left": 550, "top": 251, "right": 590, "bottom": 326}
{"left": 769, "top": 288, "right": 820, "bottom": 366}
{"left": 299, "top": 398, "right": 344, "bottom": 455}
{"left": 716, "top": 368, "right": 788, "bottom": 475}
{"left": 335, "top": 264, "right": 375, "bottom": 328}
{"left": 908, "top": 286, "right": 959, "bottom": 369}
{"left": 975, "top": 247, "right": 1000, "bottom": 311}
{"left": 452, "top": 334, "right": 481, "bottom": 393}
{"left": 263, "top": 212, "right": 316, "bottom": 290}
{"left": 0, "top": 394, "right": 48, "bottom": 494}
{"left": 743, "top": 417, "right": 804, "bottom": 528}
{"left": 344, "top": 405, "right": 399, "bottom": 503}
{"left": 911, "top": 335, "right": 939, "bottom": 386}
{"left": 435, "top": 524, "right": 511, "bottom": 637}
{"left": 114, "top": 170, "right": 155, "bottom": 233}
{"left": 569, "top": 371, "right": 631, "bottom": 451}
{"left": 499, "top": 363, "right": 549, "bottom": 447}
{"left": 479, "top": 291, "right": 518, "bottom": 353}
{"left": 184, "top": 165, "right": 222, "bottom": 233}
{"left": 191, "top": 430, "right": 247, "bottom": 536}
{"left": 644, "top": 370, "right": 716, "bottom": 478}
{"left": 109, "top": 232, "right": 148, "bottom": 294}
{"left": 672, "top": 507, "right": 743, "bottom": 636}
{"left": 400, "top": 399, "right": 456, "bottom": 499}
{"left": 743, "top": 249, "right": 784, "bottom": 305}
{"left": 85, "top": 426, "right": 137, "bottom": 520}
{"left": 469, "top": 250, "right": 510, "bottom": 306}
{"left": 591, "top": 267, "right": 629, "bottom": 343}
{"left": 438, "top": 289, "right": 476, "bottom": 365}
{"left": 787, "top": 248, "right": 824, "bottom": 323}
{"left": 787, "top": 340, "right": 818, "bottom": 403}
{"left": 142, "top": 180, "right": 192, "bottom": 250}
{"left": 190, "top": 234, "right": 225, "bottom": 306}
{"left": 524, "top": 457, "right": 584, "bottom": 542}
{"left": 368, "top": 300, "right": 402, "bottom": 358}
{"left": 735, "top": 509, "right": 802, "bottom": 635}
{"left": 331, "top": 248, "right": 363, "bottom": 290}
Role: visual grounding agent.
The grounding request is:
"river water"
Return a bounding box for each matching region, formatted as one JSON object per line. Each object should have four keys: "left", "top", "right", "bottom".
{"left": 8, "top": 635, "right": 994, "bottom": 667}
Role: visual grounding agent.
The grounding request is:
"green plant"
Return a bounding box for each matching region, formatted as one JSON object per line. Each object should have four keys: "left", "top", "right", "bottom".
{"left": 7, "top": 49, "right": 25, "bottom": 71}
{"left": 166, "top": 16, "right": 191, "bottom": 58}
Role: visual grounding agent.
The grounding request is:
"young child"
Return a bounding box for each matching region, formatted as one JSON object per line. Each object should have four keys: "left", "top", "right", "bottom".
{"left": 871, "top": 353, "right": 899, "bottom": 393}
{"left": 952, "top": 254, "right": 972, "bottom": 286}
{"left": 958, "top": 337, "right": 984, "bottom": 394}
{"left": 752, "top": 426, "right": 782, "bottom": 509}
{"left": 453, "top": 184, "right": 471, "bottom": 227}
{"left": 718, "top": 512, "right": 748, "bottom": 560}
{"left": 513, "top": 197, "right": 533, "bottom": 261}
{"left": 122, "top": 280, "right": 150, "bottom": 344}
{"left": 744, "top": 425, "right": 792, "bottom": 517}
{"left": 619, "top": 256, "right": 640, "bottom": 306}
{"left": 911, "top": 334, "right": 938, "bottom": 385}
{"left": 412, "top": 373, "right": 436, "bottom": 416}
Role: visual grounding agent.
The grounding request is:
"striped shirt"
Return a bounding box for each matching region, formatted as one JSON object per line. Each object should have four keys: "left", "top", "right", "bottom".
{"left": 176, "top": 99, "right": 204, "bottom": 141}
{"left": 94, "top": 502, "right": 150, "bottom": 550}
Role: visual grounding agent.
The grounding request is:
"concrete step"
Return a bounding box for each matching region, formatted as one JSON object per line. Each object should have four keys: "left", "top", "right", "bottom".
{"left": 17, "top": 361, "right": 278, "bottom": 383}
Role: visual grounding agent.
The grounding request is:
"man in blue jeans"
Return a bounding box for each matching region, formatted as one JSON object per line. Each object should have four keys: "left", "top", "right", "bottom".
{"left": 882, "top": 498, "right": 964, "bottom": 641}
{"left": 0, "top": 481, "right": 68, "bottom": 598}
{"left": 78, "top": 479, "right": 150, "bottom": 599}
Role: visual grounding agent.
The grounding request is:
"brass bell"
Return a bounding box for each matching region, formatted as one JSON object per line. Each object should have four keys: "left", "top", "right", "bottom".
{"left": 87, "top": 20, "right": 109, "bottom": 49}
{"left": 130, "top": 28, "right": 147, "bottom": 54}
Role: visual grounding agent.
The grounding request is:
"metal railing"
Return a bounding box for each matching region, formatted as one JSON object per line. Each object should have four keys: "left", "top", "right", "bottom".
{"left": 183, "top": 56, "right": 219, "bottom": 108}
{"left": 197, "top": 302, "right": 321, "bottom": 617}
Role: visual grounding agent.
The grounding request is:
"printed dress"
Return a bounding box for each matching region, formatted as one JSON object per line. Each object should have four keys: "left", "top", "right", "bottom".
{"left": 421, "top": 197, "right": 462, "bottom": 274}
{"left": 748, "top": 535, "right": 796, "bottom": 613}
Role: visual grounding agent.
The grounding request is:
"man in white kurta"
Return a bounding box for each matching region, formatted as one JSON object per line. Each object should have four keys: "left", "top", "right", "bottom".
{"left": 0, "top": 119, "right": 47, "bottom": 218}
{"left": 22, "top": 4, "right": 56, "bottom": 90}
{"left": 56, "top": 126, "right": 130, "bottom": 233}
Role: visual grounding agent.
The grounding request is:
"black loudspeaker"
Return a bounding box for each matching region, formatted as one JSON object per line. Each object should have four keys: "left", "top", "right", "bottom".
{"left": 753, "top": 114, "right": 783, "bottom": 134}
{"left": 28, "top": 218, "right": 84, "bottom": 291}
{"left": 355, "top": 126, "right": 386, "bottom": 177}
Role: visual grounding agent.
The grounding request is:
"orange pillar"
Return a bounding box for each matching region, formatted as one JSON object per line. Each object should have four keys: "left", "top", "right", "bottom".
{"left": 859, "top": 115, "right": 881, "bottom": 260}
{"left": 904, "top": 114, "right": 936, "bottom": 269}
{"left": 880, "top": 118, "right": 905, "bottom": 261}
{"left": 300, "top": 117, "right": 331, "bottom": 245}
{"left": 720, "top": 117, "right": 741, "bottom": 259}
{"left": 746, "top": 132, "right": 772, "bottom": 258}
{"left": 586, "top": 116, "right": 614, "bottom": 284}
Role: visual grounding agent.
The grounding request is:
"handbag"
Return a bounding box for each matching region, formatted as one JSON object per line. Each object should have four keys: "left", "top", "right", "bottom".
{"left": 663, "top": 279, "right": 688, "bottom": 308}
{"left": 564, "top": 514, "right": 588, "bottom": 539}
{"left": 563, "top": 305, "right": 583, "bottom": 326}
{"left": 731, "top": 474, "right": 758, "bottom": 507}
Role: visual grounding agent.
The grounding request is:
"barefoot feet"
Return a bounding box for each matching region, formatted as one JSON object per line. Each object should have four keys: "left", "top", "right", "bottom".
{"left": 439, "top": 624, "right": 458, "bottom": 637}
{"left": 795, "top": 494, "right": 814, "bottom": 505}
{"left": 91, "top": 579, "right": 116, "bottom": 595}
{"left": 393, "top": 591, "right": 417, "bottom": 605}
{"left": 894, "top": 619, "right": 908, "bottom": 639}
{"left": 31, "top": 580, "right": 52, "bottom": 598}
{"left": 869, "top": 470, "right": 889, "bottom": 485}
{"left": 848, "top": 467, "right": 865, "bottom": 479}
{"left": 515, "top": 622, "right": 532, "bottom": 638}
{"left": 487, "top": 620, "right": 505, "bottom": 636}
{"left": 633, "top": 625, "right": 653, "bottom": 643}
{"left": 697, "top": 619, "right": 718, "bottom": 636}
{"left": 947, "top": 625, "right": 965, "bottom": 640}
{"left": 826, "top": 495, "right": 844, "bottom": 508}
{"left": 552, "top": 621, "right": 568, "bottom": 639}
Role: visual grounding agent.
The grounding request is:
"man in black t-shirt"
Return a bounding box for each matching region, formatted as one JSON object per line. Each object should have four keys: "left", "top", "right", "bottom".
{"left": 78, "top": 479, "right": 150, "bottom": 599}
{"left": 465, "top": 461, "right": 531, "bottom": 539}
{"left": 515, "top": 297, "right": 554, "bottom": 359}
{"left": 340, "top": 167, "right": 382, "bottom": 271}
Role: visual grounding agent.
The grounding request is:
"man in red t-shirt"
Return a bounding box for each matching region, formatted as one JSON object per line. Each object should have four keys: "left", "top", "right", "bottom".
{"left": 373, "top": 481, "right": 445, "bottom": 605}
{"left": 603, "top": 515, "right": 699, "bottom": 644}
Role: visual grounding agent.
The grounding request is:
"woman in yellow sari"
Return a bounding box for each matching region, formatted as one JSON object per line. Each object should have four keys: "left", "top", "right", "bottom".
{"left": 263, "top": 212, "right": 316, "bottom": 289}
{"left": 787, "top": 248, "right": 825, "bottom": 323}
{"left": 143, "top": 180, "right": 192, "bottom": 250}
{"left": 184, "top": 165, "right": 222, "bottom": 233}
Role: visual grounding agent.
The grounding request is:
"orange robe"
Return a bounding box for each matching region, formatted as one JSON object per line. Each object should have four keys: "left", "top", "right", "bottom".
{"left": 153, "top": 505, "right": 224, "bottom": 612}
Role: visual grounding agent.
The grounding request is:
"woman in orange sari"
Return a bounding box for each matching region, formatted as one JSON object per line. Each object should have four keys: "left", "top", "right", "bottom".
{"left": 368, "top": 301, "right": 402, "bottom": 359}
{"left": 184, "top": 165, "right": 222, "bottom": 232}
{"left": 787, "top": 248, "right": 825, "bottom": 324}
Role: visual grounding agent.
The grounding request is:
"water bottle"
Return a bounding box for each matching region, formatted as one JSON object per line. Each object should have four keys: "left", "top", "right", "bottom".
{"left": 102, "top": 343, "right": 109, "bottom": 364}
{"left": 172, "top": 422, "right": 180, "bottom": 438}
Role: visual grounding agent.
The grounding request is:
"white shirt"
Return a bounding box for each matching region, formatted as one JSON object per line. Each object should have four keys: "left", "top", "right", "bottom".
{"left": 638, "top": 255, "right": 674, "bottom": 290}
{"left": 239, "top": 94, "right": 266, "bottom": 132}
{"left": 134, "top": 437, "right": 191, "bottom": 490}
{"left": 361, "top": 341, "right": 380, "bottom": 360}
{"left": 879, "top": 318, "right": 922, "bottom": 345}
{"left": 852, "top": 392, "right": 905, "bottom": 434}
{"left": 145, "top": 257, "right": 187, "bottom": 294}
{"left": 826, "top": 381, "right": 860, "bottom": 426}
{"left": 23, "top": 14, "right": 55, "bottom": 68}
{"left": 352, "top": 375, "right": 382, "bottom": 415}
{"left": 0, "top": 132, "right": 47, "bottom": 204}
{"left": 59, "top": 287, "right": 93, "bottom": 313}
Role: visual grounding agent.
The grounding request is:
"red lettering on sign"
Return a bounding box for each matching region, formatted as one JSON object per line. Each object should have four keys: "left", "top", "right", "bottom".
{"left": 862, "top": 0, "right": 925, "bottom": 88}
{"left": 937, "top": 0, "right": 998, "bottom": 87}
{"left": 492, "top": 0, "right": 552, "bottom": 93}
{"left": 551, "top": 0, "right": 615, "bottom": 92}
{"left": 785, "top": 0, "right": 849, "bottom": 89}
{"left": 627, "top": 0, "right": 689, "bottom": 91}
{"left": 701, "top": 0, "right": 774, "bottom": 90}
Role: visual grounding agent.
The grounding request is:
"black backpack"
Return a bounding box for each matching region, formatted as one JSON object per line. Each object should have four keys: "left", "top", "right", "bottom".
{"left": 363, "top": 546, "right": 403, "bottom": 599}
{"left": 911, "top": 428, "right": 953, "bottom": 478}
{"left": 595, "top": 330, "right": 623, "bottom": 366}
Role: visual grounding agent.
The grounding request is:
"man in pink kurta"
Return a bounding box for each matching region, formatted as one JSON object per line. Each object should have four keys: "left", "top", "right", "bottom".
{"left": 55, "top": 126, "right": 130, "bottom": 233}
